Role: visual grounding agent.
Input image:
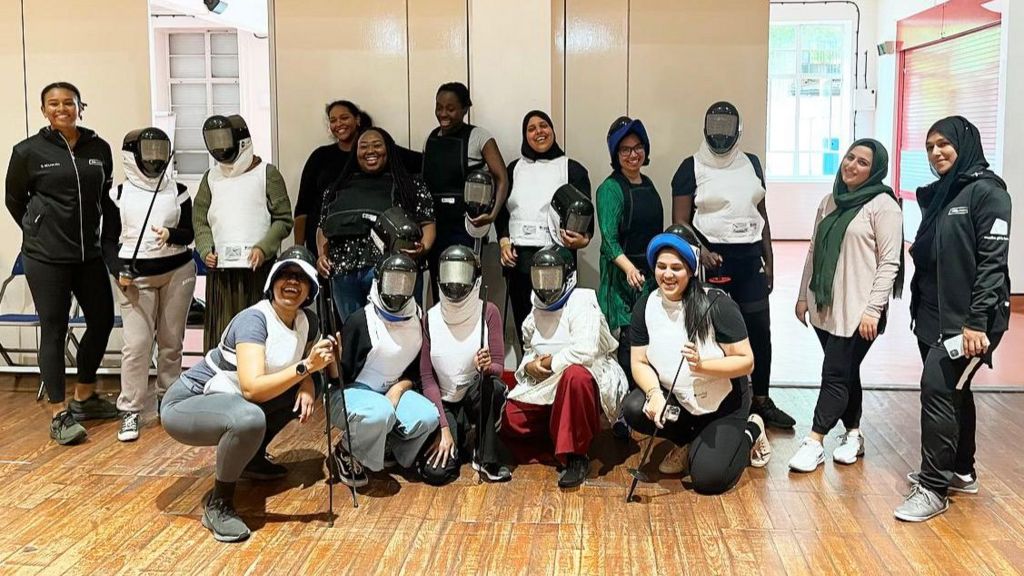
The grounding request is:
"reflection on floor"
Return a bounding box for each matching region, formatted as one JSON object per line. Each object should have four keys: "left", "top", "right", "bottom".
{"left": 1, "top": 387, "right": 1023, "bottom": 574}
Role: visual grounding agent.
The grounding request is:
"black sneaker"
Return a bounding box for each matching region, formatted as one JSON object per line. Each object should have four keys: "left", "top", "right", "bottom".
{"left": 50, "top": 410, "right": 87, "bottom": 445}
{"left": 751, "top": 396, "right": 795, "bottom": 429}
{"left": 472, "top": 460, "right": 512, "bottom": 483}
{"left": 69, "top": 393, "right": 119, "bottom": 421}
{"left": 117, "top": 412, "right": 140, "bottom": 442}
{"left": 241, "top": 454, "right": 288, "bottom": 481}
{"left": 557, "top": 454, "right": 590, "bottom": 488}
{"left": 202, "top": 495, "right": 251, "bottom": 543}
{"left": 327, "top": 443, "right": 368, "bottom": 488}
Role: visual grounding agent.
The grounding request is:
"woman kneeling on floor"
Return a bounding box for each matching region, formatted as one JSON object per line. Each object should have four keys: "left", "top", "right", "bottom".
{"left": 327, "top": 253, "right": 440, "bottom": 487}
{"left": 502, "top": 246, "right": 628, "bottom": 488}
{"left": 161, "top": 246, "right": 333, "bottom": 542}
{"left": 418, "top": 245, "right": 513, "bottom": 485}
{"left": 622, "top": 230, "right": 771, "bottom": 495}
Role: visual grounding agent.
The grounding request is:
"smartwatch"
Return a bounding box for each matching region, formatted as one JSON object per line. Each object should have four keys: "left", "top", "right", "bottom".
{"left": 296, "top": 361, "right": 308, "bottom": 376}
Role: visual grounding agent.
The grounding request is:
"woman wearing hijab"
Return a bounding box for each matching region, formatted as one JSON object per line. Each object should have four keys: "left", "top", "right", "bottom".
{"left": 316, "top": 127, "right": 435, "bottom": 322}
{"left": 497, "top": 110, "right": 592, "bottom": 344}
{"left": 788, "top": 139, "right": 904, "bottom": 472}
{"left": 671, "top": 102, "right": 792, "bottom": 430}
{"left": 421, "top": 82, "right": 508, "bottom": 301}
{"left": 896, "top": 117, "right": 1012, "bottom": 522}
{"left": 596, "top": 117, "right": 663, "bottom": 394}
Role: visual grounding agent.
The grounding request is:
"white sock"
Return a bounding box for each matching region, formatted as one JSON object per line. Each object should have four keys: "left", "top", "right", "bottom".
{"left": 845, "top": 429, "right": 861, "bottom": 438}
{"left": 955, "top": 472, "right": 974, "bottom": 483}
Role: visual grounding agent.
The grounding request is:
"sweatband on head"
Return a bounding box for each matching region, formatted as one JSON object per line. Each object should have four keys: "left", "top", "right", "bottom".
{"left": 646, "top": 233, "right": 698, "bottom": 271}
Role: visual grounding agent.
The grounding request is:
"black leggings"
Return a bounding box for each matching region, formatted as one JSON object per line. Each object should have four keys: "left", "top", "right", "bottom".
{"left": 811, "top": 327, "right": 876, "bottom": 435}
{"left": 503, "top": 246, "right": 540, "bottom": 348}
{"left": 705, "top": 243, "right": 772, "bottom": 397}
{"left": 917, "top": 335, "right": 1000, "bottom": 496}
{"left": 622, "top": 385, "right": 759, "bottom": 495}
{"left": 420, "top": 375, "right": 509, "bottom": 486}
{"left": 23, "top": 256, "right": 114, "bottom": 404}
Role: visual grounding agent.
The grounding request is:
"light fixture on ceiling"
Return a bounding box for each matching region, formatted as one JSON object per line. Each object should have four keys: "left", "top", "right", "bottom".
{"left": 204, "top": 0, "right": 227, "bottom": 14}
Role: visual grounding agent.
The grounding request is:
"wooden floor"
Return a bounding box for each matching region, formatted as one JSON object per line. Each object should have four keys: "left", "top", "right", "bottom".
{"left": 2, "top": 385, "right": 1024, "bottom": 575}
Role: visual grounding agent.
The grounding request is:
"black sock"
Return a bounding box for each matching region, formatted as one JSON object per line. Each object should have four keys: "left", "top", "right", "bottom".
{"left": 212, "top": 480, "right": 236, "bottom": 504}
{"left": 744, "top": 421, "right": 762, "bottom": 444}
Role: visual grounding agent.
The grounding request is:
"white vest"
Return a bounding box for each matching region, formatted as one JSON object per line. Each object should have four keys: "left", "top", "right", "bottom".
{"left": 692, "top": 154, "right": 765, "bottom": 244}
{"left": 112, "top": 181, "right": 188, "bottom": 260}
{"left": 203, "top": 300, "right": 310, "bottom": 395}
{"left": 355, "top": 305, "right": 423, "bottom": 393}
{"left": 427, "top": 305, "right": 486, "bottom": 402}
{"left": 207, "top": 164, "right": 271, "bottom": 268}
{"left": 643, "top": 291, "right": 732, "bottom": 415}
{"left": 508, "top": 156, "right": 568, "bottom": 247}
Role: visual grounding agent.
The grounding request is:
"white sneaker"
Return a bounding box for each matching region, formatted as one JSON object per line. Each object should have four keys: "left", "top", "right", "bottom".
{"left": 788, "top": 438, "right": 824, "bottom": 472}
{"left": 658, "top": 443, "right": 689, "bottom": 474}
{"left": 747, "top": 413, "right": 772, "bottom": 468}
{"left": 832, "top": 432, "right": 865, "bottom": 465}
{"left": 117, "top": 412, "right": 140, "bottom": 442}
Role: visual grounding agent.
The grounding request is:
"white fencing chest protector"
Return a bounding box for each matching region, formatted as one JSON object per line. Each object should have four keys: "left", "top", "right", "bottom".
{"left": 355, "top": 304, "right": 423, "bottom": 393}
{"left": 112, "top": 181, "right": 188, "bottom": 260}
{"left": 508, "top": 156, "right": 568, "bottom": 247}
{"left": 427, "top": 303, "right": 486, "bottom": 402}
{"left": 644, "top": 291, "right": 731, "bottom": 415}
{"left": 692, "top": 152, "right": 765, "bottom": 244}
{"left": 203, "top": 300, "right": 310, "bottom": 395}
{"left": 530, "top": 305, "right": 572, "bottom": 358}
{"left": 207, "top": 163, "right": 271, "bottom": 268}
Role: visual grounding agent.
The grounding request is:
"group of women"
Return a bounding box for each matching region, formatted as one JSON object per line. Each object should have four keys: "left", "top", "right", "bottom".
{"left": 4, "top": 80, "right": 1011, "bottom": 543}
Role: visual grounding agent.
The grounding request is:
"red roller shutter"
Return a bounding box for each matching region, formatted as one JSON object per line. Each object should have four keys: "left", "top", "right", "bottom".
{"left": 896, "top": 24, "right": 1001, "bottom": 199}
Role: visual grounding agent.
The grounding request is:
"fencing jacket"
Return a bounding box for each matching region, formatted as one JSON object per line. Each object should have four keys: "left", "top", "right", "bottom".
{"left": 672, "top": 149, "right": 767, "bottom": 245}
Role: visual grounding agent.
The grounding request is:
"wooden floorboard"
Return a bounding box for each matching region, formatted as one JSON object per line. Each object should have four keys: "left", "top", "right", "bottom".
{"left": 1, "top": 387, "right": 1023, "bottom": 575}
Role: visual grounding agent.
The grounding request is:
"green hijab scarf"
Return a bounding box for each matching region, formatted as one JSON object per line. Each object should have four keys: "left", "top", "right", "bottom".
{"left": 810, "top": 138, "right": 903, "bottom": 310}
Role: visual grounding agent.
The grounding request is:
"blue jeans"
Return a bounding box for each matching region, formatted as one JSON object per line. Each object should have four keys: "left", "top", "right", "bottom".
{"left": 332, "top": 267, "right": 375, "bottom": 323}
{"left": 329, "top": 383, "right": 440, "bottom": 471}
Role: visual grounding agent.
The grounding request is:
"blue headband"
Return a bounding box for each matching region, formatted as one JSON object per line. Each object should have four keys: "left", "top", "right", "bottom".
{"left": 646, "top": 233, "right": 698, "bottom": 271}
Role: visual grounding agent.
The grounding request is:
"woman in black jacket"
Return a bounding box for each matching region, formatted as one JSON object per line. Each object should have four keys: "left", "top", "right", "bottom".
{"left": 895, "top": 116, "right": 1012, "bottom": 523}
{"left": 5, "top": 82, "right": 120, "bottom": 445}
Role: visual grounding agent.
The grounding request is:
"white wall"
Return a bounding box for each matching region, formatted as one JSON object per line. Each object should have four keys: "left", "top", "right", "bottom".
{"left": 1000, "top": 0, "right": 1024, "bottom": 287}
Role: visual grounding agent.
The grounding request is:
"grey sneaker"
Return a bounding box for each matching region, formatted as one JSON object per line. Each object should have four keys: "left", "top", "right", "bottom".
{"left": 202, "top": 495, "right": 251, "bottom": 542}
{"left": 894, "top": 484, "right": 949, "bottom": 522}
{"left": 117, "top": 412, "right": 140, "bottom": 442}
{"left": 906, "top": 470, "right": 979, "bottom": 494}
{"left": 50, "top": 410, "right": 87, "bottom": 445}
{"left": 69, "top": 394, "right": 119, "bottom": 421}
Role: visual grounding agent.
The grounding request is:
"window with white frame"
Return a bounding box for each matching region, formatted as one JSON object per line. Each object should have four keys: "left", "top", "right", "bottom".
{"left": 165, "top": 30, "right": 240, "bottom": 177}
{"left": 766, "top": 22, "right": 852, "bottom": 180}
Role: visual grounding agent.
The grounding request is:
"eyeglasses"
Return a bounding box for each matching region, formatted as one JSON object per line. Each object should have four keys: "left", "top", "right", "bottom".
{"left": 617, "top": 144, "right": 645, "bottom": 158}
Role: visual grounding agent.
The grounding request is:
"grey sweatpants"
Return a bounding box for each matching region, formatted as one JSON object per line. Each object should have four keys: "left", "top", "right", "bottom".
{"left": 161, "top": 378, "right": 298, "bottom": 482}
{"left": 116, "top": 260, "right": 196, "bottom": 413}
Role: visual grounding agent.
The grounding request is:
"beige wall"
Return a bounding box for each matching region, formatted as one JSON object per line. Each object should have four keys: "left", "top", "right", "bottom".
{"left": 0, "top": 1, "right": 151, "bottom": 358}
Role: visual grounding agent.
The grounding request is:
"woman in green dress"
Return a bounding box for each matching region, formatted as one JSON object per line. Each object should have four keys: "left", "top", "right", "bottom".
{"left": 596, "top": 116, "right": 664, "bottom": 406}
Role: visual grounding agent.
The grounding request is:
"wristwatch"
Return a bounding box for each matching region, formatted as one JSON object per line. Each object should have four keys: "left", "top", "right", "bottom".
{"left": 296, "top": 361, "right": 308, "bottom": 376}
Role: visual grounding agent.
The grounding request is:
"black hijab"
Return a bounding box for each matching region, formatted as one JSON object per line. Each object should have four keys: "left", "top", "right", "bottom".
{"left": 520, "top": 110, "right": 565, "bottom": 161}
{"left": 914, "top": 116, "right": 1004, "bottom": 248}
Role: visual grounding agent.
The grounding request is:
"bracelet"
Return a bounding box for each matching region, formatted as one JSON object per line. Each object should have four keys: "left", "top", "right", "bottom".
{"left": 645, "top": 387, "right": 662, "bottom": 400}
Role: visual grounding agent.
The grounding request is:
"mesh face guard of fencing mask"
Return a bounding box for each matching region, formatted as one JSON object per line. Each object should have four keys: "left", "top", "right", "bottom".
{"left": 438, "top": 245, "right": 479, "bottom": 302}
{"left": 704, "top": 101, "right": 741, "bottom": 155}
{"left": 530, "top": 246, "right": 575, "bottom": 306}
{"left": 376, "top": 254, "right": 418, "bottom": 312}
{"left": 122, "top": 127, "right": 171, "bottom": 179}
{"left": 203, "top": 114, "right": 251, "bottom": 163}
{"left": 464, "top": 169, "right": 495, "bottom": 219}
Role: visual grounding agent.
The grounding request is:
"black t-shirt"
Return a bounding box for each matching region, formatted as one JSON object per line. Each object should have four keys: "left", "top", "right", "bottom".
{"left": 629, "top": 288, "right": 748, "bottom": 347}
{"left": 295, "top": 144, "right": 352, "bottom": 254}
{"left": 630, "top": 288, "right": 749, "bottom": 391}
